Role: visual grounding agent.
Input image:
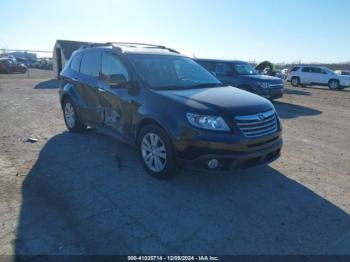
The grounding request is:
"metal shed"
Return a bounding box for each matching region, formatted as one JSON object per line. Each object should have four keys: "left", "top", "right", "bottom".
{"left": 53, "top": 40, "right": 88, "bottom": 78}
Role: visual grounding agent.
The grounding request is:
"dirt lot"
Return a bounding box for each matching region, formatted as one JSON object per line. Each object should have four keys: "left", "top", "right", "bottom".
{"left": 0, "top": 69, "right": 350, "bottom": 255}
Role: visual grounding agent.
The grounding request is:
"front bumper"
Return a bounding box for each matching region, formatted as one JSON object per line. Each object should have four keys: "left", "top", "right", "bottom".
{"left": 175, "top": 129, "right": 283, "bottom": 172}
{"left": 256, "top": 87, "right": 284, "bottom": 99}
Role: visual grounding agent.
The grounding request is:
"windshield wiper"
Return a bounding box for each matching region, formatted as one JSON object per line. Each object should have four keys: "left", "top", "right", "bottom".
{"left": 153, "top": 83, "right": 223, "bottom": 90}
{"left": 187, "top": 83, "right": 224, "bottom": 88}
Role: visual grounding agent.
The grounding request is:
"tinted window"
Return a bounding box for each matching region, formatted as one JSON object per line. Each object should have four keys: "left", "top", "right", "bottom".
{"left": 232, "top": 63, "right": 258, "bottom": 75}
{"left": 310, "top": 67, "right": 322, "bottom": 74}
{"left": 70, "top": 53, "right": 82, "bottom": 72}
{"left": 302, "top": 67, "right": 312, "bottom": 73}
{"left": 291, "top": 67, "right": 300, "bottom": 72}
{"left": 101, "top": 52, "right": 129, "bottom": 83}
{"left": 80, "top": 52, "right": 101, "bottom": 77}
{"left": 196, "top": 60, "right": 215, "bottom": 72}
{"left": 215, "top": 63, "right": 232, "bottom": 76}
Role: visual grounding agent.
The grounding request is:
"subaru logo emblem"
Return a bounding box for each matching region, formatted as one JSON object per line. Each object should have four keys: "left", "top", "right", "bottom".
{"left": 258, "top": 113, "right": 265, "bottom": 120}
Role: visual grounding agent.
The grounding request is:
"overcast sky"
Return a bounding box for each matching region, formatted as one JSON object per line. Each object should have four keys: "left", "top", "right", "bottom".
{"left": 1, "top": 0, "right": 350, "bottom": 63}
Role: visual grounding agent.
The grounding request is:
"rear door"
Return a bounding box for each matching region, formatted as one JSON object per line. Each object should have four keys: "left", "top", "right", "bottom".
{"left": 77, "top": 51, "right": 104, "bottom": 125}
{"left": 98, "top": 52, "right": 132, "bottom": 134}
{"left": 300, "top": 67, "right": 313, "bottom": 84}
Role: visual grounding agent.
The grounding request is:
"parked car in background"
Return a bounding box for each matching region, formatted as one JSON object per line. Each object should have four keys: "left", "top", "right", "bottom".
{"left": 195, "top": 59, "right": 284, "bottom": 100}
{"left": 59, "top": 43, "right": 282, "bottom": 178}
{"left": 0, "top": 58, "right": 27, "bottom": 73}
{"left": 335, "top": 70, "right": 350, "bottom": 76}
{"left": 31, "top": 58, "right": 53, "bottom": 70}
{"left": 287, "top": 65, "right": 350, "bottom": 90}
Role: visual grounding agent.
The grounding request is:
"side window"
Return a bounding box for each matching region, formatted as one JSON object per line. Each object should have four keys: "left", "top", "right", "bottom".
{"left": 197, "top": 61, "right": 214, "bottom": 72}
{"left": 70, "top": 53, "right": 82, "bottom": 72}
{"left": 101, "top": 52, "right": 129, "bottom": 84}
{"left": 215, "top": 63, "right": 231, "bottom": 76}
{"left": 291, "top": 67, "right": 300, "bottom": 72}
{"left": 302, "top": 67, "right": 311, "bottom": 73}
{"left": 311, "top": 67, "right": 322, "bottom": 74}
{"left": 80, "top": 52, "right": 101, "bottom": 77}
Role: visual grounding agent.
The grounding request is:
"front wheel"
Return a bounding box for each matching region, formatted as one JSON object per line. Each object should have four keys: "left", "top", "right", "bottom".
{"left": 328, "top": 79, "right": 340, "bottom": 90}
{"left": 137, "top": 125, "right": 175, "bottom": 178}
{"left": 62, "top": 98, "right": 86, "bottom": 132}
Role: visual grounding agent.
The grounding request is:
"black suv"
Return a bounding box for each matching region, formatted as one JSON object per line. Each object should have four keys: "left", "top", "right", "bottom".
{"left": 59, "top": 43, "right": 282, "bottom": 178}
{"left": 195, "top": 59, "right": 284, "bottom": 99}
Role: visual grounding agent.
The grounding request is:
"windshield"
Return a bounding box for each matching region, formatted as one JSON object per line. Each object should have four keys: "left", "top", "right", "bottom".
{"left": 126, "top": 54, "right": 222, "bottom": 90}
{"left": 232, "top": 63, "right": 259, "bottom": 75}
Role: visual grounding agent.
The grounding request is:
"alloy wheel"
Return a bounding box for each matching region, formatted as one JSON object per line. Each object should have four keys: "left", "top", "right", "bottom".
{"left": 141, "top": 133, "right": 167, "bottom": 172}
{"left": 64, "top": 102, "right": 76, "bottom": 129}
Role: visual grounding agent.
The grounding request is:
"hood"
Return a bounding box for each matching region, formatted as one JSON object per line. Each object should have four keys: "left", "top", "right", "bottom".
{"left": 244, "top": 74, "right": 283, "bottom": 83}
{"left": 157, "top": 86, "right": 274, "bottom": 116}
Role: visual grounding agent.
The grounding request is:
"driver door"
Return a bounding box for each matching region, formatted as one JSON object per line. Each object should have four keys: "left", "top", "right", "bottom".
{"left": 98, "top": 52, "right": 131, "bottom": 134}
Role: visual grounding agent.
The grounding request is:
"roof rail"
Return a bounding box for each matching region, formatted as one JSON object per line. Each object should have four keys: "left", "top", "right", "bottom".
{"left": 108, "top": 42, "right": 180, "bottom": 54}
{"left": 79, "top": 42, "right": 122, "bottom": 51}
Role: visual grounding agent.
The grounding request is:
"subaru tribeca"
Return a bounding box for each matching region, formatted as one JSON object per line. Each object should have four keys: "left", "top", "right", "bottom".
{"left": 59, "top": 43, "right": 282, "bottom": 178}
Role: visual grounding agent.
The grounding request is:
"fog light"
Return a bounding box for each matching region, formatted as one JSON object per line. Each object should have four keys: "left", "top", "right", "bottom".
{"left": 208, "top": 159, "right": 219, "bottom": 169}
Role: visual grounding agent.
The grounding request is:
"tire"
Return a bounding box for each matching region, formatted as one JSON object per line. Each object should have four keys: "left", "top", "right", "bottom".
{"left": 291, "top": 77, "right": 300, "bottom": 87}
{"left": 62, "top": 98, "right": 86, "bottom": 132}
{"left": 328, "top": 79, "right": 340, "bottom": 90}
{"left": 137, "top": 124, "right": 175, "bottom": 179}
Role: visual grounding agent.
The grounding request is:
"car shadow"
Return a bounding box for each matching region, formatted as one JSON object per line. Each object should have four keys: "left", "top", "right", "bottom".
{"left": 273, "top": 101, "right": 322, "bottom": 119}
{"left": 302, "top": 86, "right": 350, "bottom": 93}
{"left": 34, "top": 79, "right": 60, "bottom": 89}
{"left": 15, "top": 132, "right": 350, "bottom": 255}
{"left": 283, "top": 88, "right": 311, "bottom": 96}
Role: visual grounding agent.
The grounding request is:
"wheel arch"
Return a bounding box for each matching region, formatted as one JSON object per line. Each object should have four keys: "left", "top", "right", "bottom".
{"left": 136, "top": 117, "right": 173, "bottom": 141}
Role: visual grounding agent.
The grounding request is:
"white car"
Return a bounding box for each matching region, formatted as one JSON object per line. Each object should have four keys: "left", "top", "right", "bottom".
{"left": 335, "top": 70, "right": 350, "bottom": 76}
{"left": 287, "top": 65, "right": 350, "bottom": 90}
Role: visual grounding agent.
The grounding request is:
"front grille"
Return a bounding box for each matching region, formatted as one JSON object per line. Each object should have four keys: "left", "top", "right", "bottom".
{"left": 235, "top": 110, "right": 278, "bottom": 138}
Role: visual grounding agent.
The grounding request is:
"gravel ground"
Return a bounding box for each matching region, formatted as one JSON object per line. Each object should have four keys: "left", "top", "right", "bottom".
{"left": 0, "top": 69, "right": 349, "bottom": 255}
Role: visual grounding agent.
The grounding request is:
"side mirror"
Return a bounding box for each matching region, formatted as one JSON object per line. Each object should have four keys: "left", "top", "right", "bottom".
{"left": 211, "top": 71, "right": 217, "bottom": 76}
{"left": 107, "top": 74, "right": 129, "bottom": 87}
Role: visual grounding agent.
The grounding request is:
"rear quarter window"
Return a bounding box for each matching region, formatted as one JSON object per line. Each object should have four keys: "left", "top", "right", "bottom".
{"left": 70, "top": 53, "right": 82, "bottom": 72}
{"left": 80, "top": 52, "right": 101, "bottom": 77}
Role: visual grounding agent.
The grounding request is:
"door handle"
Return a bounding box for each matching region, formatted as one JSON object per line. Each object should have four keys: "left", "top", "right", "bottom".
{"left": 98, "top": 87, "right": 106, "bottom": 93}
{"left": 72, "top": 78, "right": 79, "bottom": 82}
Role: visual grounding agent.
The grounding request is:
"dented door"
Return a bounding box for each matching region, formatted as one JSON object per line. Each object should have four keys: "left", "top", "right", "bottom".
{"left": 98, "top": 52, "right": 132, "bottom": 134}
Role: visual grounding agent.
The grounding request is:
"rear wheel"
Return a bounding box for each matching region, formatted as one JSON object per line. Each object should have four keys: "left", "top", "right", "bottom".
{"left": 137, "top": 124, "right": 175, "bottom": 178}
{"left": 62, "top": 98, "right": 86, "bottom": 132}
{"left": 328, "top": 79, "right": 339, "bottom": 90}
{"left": 291, "top": 77, "right": 300, "bottom": 87}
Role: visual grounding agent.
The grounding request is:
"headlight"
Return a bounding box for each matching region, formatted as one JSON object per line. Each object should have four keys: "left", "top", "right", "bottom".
{"left": 257, "top": 82, "right": 269, "bottom": 89}
{"left": 186, "top": 113, "right": 230, "bottom": 131}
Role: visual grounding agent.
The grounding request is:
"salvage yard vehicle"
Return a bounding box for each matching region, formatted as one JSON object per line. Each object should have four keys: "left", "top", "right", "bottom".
{"left": 0, "top": 58, "right": 27, "bottom": 74}
{"left": 195, "top": 59, "right": 284, "bottom": 100}
{"left": 287, "top": 65, "right": 350, "bottom": 90}
{"left": 59, "top": 43, "right": 282, "bottom": 178}
{"left": 335, "top": 70, "right": 350, "bottom": 76}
